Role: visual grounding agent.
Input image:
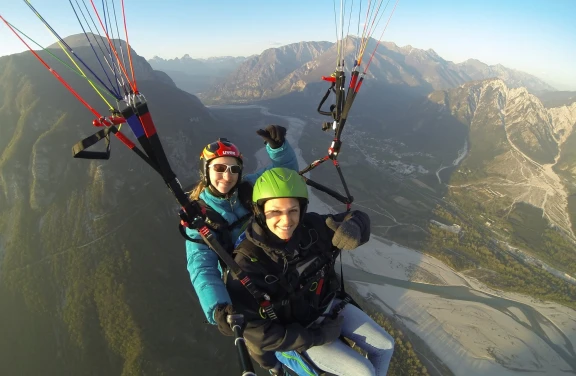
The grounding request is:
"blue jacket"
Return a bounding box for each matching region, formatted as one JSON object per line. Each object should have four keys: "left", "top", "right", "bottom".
{"left": 185, "top": 141, "right": 298, "bottom": 324}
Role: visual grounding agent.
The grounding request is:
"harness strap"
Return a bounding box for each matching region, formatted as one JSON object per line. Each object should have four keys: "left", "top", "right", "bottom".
{"left": 179, "top": 196, "right": 252, "bottom": 246}
{"left": 236, "top": 237, "right": 341, "bottom": 323}
{"left": 328, "top": 293, "right": 352, "bottom": 319}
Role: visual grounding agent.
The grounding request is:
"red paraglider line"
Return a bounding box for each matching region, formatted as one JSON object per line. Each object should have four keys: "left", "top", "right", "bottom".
{"left": 364, "top": 0, "right": 386, "bottom": 46}
{"left": 121, "top": 0, "right": 138, "bottom": 92}
{"left": 0, "top": 14, "right": 102, "bottom": 119}
{"left": 364, "top": 0, "right": 399, "bottom": 73}
{"left": 1, "top": 15, "right": 144, "bottom": 153}
{"left": 89, "top": 0, "right": 135, "bottom": 93}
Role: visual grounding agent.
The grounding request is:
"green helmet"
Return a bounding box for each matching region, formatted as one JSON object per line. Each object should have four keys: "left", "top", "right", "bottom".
{"left": 253, "top": 167, "right": 308, "bottom": 204}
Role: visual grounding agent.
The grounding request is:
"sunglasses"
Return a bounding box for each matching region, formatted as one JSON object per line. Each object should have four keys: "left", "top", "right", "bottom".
{"left": 208, "top": 163, "right": 241, "bottom": 174}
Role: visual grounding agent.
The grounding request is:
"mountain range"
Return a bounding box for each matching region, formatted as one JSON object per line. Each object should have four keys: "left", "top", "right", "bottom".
{"left": 156, "top": 36, "right": 576, "bottom": 278}
{"left": 148, "top": 54, "right": 248, "bottom": 94}
{"left": 148, "top": 54, "right": 248, "bottom": 76}
{"left": 431, "top": 79, "right": 576, "bottom": 236}
{"left": 288, "top": 77, "right": 576, "bottom": 237}
{"left": 47, "top": 34, "right": 175, "bottom": 87}
{"left": 195, "top": 37, "right": 574, "bottom": 240}
{"left": 197, "top": 37, "right": 555, "bottom": 104}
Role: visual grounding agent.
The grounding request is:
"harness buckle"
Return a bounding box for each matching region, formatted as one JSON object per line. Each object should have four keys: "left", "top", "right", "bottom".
{"left": 260, "top": 300, "right": 278, "bottom": 320}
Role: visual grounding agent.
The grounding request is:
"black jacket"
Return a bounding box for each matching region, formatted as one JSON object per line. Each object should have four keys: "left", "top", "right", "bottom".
{"left": 226, "top": 210, "right": 367, "bottom": 369}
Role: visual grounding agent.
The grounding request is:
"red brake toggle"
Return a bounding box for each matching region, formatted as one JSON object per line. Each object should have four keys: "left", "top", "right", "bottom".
{"left": 92, "top": 118, "right": 104, "bottom": 127}
{"left": 92, "top": 116, "right": 126, "bottom": 127}
{"left": 322, "top": 76, "right": 336, "bottom": 82}
{"left": 109, "top": 116, "right": 126, "bottom": 125}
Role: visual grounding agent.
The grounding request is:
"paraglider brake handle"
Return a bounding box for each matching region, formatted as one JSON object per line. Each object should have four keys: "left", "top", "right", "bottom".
{"left": 328, "top": 139, "right": 342, "bottom": 158}
{"left": 227, "top": 314, "right": 257, "bottom": 376}
{"left": 227, "top": 313, "right": 245, "bottom": 332}
{"left": 178, "top": 201, "right": 207, "bottom": 228}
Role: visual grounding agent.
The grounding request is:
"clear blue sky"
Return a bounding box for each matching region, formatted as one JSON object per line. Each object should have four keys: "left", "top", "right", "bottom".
{"left": 1, "top": 0, "right": 575, "bottom": 89}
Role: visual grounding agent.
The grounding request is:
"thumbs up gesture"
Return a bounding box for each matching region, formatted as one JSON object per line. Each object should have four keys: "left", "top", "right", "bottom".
{"left": 325, "top": 211, "right": 371, "bottom": 250}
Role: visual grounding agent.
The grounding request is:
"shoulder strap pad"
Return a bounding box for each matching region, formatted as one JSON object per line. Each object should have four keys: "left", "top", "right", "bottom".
{"left": 234, "top": 238, "right": 284, "bottom": 278}
{"left": 234, "top": 239, "right": 294, "bottom": 294}
{"left": 234, "top": 237, "right": 266, "bottom": 265}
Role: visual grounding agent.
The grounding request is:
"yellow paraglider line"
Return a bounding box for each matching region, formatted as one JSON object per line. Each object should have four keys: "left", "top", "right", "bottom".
{"left": 24, "top": 0, "right": 116, "bottom": 111}
{"left": 55, "top": 40, "right": 116, "bottom": 110}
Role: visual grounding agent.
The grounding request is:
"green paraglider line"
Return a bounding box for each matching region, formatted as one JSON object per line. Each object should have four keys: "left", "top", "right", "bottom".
{"left": 5, "top": 20, "right": 118, "bottom": 103}
{"left": 23, "top": 0, "right": 122, "bottom": 99}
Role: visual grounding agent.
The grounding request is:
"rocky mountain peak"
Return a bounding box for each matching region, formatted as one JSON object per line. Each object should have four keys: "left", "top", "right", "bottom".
{"left": 47, "top": 33, "right": 175, "bottom": 87}
{"left": 426, "top": 48, "right": 440, "bottom": 59}
{"left": 201, "top": 39, "right": 555, "bottom": 104}
{"left": 428, "top": 78, "right": 574, "bottom": 237}
{"left": 548, "top": 101, "right": 576, "bottom": 145}
{"left": 201, "top": 40, "right": 333, "bottom": 103}
{"left": 457, "top": 60, "right": 556, "bottom": 93}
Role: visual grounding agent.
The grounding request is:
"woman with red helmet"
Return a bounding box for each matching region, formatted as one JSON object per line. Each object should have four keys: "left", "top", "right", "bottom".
{"left": 184, "top": 125, "right": 299, "bottom": 328}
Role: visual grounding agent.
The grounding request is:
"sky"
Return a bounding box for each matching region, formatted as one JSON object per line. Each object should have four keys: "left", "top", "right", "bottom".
{"left": 1, "top": 0, "right": 575, "bottom": 90}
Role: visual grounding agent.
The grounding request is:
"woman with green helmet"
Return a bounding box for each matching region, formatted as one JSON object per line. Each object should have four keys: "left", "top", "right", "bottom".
{"left": 224, "top": 167, "right": 395, "bottom": 376}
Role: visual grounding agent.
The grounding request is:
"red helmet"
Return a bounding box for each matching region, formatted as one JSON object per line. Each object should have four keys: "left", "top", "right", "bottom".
{"left": 199, "top": 138, "right": 243, "bottom": 185}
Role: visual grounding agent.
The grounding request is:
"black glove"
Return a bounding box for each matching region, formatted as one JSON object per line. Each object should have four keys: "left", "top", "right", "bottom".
{"left": 256, "top": 125, "right": 287, "bottom": 149}
{"left": 325, "top": 211, "right": 371, "bottom": 250}
{"left": 312, "top": 315, "right": 344, "bottom": 346}
{"left": 214, "top": 304, "right": 235, "bottom": 336}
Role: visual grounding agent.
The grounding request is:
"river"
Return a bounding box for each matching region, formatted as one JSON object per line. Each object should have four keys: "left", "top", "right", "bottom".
{"left": 436, "top": 139, "right": 468, "bottom": 184}
{"left": 342, "top": 264, "right": 576, "bottom": 372}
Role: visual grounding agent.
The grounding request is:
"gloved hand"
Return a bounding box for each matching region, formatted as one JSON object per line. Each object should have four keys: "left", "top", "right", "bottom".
{"left": 312, "top": 315, "right": 344, "bottom": 346}
{"left": 256, "top": 125, "right": 287, "bottom": 149}
{"left": 325, "top": 211, "right": 371, "bottom": 250}
{"left": 214, "top": 304, "right": 235, "bottom": 336}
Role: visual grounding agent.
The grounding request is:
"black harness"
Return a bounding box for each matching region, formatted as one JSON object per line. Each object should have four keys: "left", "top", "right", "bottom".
{"left": 234, "top": 224, "right": 354, "bottom": 323}
{"left": 179, "top": 181, "right": 253, "bottom": 251}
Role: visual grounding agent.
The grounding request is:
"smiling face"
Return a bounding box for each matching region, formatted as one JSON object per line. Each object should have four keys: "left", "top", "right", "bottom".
{"left": 263, "top": 197, "right": 301, "bottom": 240}
{"left": 208, "top": 156, "right": 240, "bottom": 194}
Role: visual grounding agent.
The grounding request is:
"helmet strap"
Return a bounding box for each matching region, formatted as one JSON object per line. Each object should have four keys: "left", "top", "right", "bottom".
{"left": 253, "top": 201, "right": 267, "bottom": 229}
